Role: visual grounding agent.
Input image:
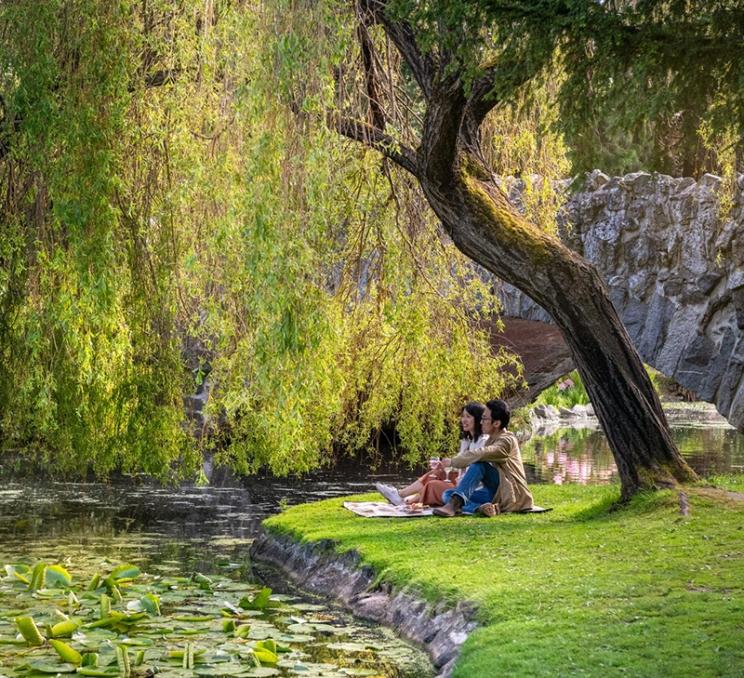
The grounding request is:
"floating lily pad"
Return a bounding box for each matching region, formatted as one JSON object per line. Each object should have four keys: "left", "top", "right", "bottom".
{"left": 274, "top": 632, "right": 315, "bottom": 643}
{"left": 23, "top": 661, "right": 78, "bottom": 674}
{"left": 286, "top": 603, "right": 327, "bottom": 612}
{"left": 0, "top": 521, "right": 433, "bottom": 678}
{"left": 325, "top": 642, "right": 374, "bottom": 653}
{"left": 193, "top": 665, "right": 251, "bottom": 676}
{"left": 286, "top": 622, "right": 340, "bottom": 635}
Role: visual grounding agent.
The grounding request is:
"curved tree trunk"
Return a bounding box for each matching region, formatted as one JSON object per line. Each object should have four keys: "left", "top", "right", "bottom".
{"left": 419, "top": 155, "right": 697, "bottom": 500}
{"left": 338, "top": 0, "right": 698, "bottom": 500}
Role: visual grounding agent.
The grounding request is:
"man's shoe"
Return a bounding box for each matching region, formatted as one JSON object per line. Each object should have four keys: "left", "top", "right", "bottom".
{"left": 375, "top": 482, "right": 405, "bottom": 506}
{"left": 475, "top": 502, "right": 498, "bottom": 517}
{"left": 432, "top": 495, "right": 464, "bottom": 517}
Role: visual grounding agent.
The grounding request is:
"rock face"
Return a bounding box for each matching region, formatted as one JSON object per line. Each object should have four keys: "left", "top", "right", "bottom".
{"left": 250, "top": 530, "right": 477, "bottom": 678}
{"left": 490, "top": 318, "right": 575, "bottom": 406}
{"left": 497, "top": 171, "right": 744, "bottom": 431}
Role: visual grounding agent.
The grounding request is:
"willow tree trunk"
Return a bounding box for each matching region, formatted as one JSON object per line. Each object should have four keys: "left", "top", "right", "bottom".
{"left": 338, "top": 1, "right": 698, "bottom": 500}
{"left": 418, "top": 151, "right": 697, "bottom": 501}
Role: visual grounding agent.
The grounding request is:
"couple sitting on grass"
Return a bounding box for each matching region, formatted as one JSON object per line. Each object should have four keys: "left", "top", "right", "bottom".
{"left": 376, "top": 399, "right": 533, "bottom": 517}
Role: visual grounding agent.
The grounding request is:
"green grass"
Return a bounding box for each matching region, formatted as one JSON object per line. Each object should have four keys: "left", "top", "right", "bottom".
{"left": 264, "top": 482, "right": 744, "bottom": 677}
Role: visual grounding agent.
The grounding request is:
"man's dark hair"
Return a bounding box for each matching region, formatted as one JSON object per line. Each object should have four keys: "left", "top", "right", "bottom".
{"left": 486, "top": 399, "right": 510, "bottom": 430}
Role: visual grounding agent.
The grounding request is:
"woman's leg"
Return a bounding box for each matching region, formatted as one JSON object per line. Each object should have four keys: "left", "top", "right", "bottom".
{"left": 399, "top": 478, "right": 424, "bottom": 498}
{"left": 419, "top": 480, "right": 455, "bottom": 507}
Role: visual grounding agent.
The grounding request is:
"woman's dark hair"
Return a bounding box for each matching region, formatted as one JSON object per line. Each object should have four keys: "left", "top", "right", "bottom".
{"left": 460, "top": 401, "right": 485, "bottom": 439}
{"left": 485, "top": 399, "right": 510, "bottom": 430}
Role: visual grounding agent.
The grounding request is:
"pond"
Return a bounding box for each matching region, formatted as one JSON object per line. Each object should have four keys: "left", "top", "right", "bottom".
{"left": 1, "top": 402, "right": 741, "bottom": 676}
{"left": 0, "top": 482, "right": 434, "bottom": 678}
{"left": 521, "top": 403, "right": 744, "bottom": 485}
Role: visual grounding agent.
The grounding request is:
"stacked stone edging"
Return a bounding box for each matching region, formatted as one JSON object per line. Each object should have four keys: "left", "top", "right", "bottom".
{"left": 250, "top": 530, "right": 478, "bottom": 678}
{"left": 497, "top": 171, "right": 744, "bottom": 430}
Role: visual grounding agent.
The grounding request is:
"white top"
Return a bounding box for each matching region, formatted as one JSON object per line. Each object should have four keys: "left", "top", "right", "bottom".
{"left": 458, "top": 433, "right": 489, "bottom": 455}
{"left": 451, "top": 434, "right": 490, "bottom": 478}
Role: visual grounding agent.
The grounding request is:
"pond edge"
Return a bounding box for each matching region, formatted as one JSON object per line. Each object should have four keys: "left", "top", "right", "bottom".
{"left": 250, "top": 528, "right": 478, "bottom": 678}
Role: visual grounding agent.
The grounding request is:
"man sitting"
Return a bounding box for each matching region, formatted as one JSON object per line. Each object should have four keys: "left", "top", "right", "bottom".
{"left": 433, "top": 399, "right": 533, "bottom": 517}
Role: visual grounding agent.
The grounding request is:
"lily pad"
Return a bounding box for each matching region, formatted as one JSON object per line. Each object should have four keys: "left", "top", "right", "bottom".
{"left": 325, "top": 641, "right": 375, "bottom": 653}
{"left": 194, "top": 665, "right": 250, "bottom": 676}
{"left": 24, "top": 661, "right": 78, "bottom": 674}
{"left": 45, "top": 566, "right": 73, "bottom": 589}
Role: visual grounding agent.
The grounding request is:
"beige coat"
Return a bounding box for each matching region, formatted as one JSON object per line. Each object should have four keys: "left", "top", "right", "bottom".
{"left": 450, "top": 429, "right": 534, "bottom": 512}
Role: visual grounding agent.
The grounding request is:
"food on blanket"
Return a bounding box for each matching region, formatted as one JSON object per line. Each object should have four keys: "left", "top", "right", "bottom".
{"left": 405, "top": 502, "right": 425, "bottom": 512}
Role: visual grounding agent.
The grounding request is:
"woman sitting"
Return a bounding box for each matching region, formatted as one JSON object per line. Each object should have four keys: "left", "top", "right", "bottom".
{"left": 376, "top": 401, "right": 488, "bottom": 507}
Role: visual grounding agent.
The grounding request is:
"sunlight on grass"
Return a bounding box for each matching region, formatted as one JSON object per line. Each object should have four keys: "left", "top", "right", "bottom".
{"left": 265, "top": 484, "right": 744, "bottom": 677}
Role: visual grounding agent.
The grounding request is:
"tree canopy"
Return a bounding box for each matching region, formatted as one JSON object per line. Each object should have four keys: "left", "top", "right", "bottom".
{"left": 386, "top": 0, "right": 744, "bottom": 176}
{"left": 1, "top": 0, "right": 739, "bottom": 489}
{"left": 0, "top": 0, "right": 519, "bottom": 480}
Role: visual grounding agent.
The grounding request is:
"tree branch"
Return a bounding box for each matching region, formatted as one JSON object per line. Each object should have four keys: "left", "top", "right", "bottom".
{"left": 330, "top": 112, "right": 420, "bottom": 177}
{"left": 358, "top": 0, "right": 435, "bottom": 99}
{"left": 0, "top": 94, "right": 16, "bottom": 162}
{"left": 467, "top": 67, "right": 502, "bottom": 129}
{"left": 356, "top": 10, "right": 387, "bottom": 131}
{"left": 419, "top": 77, "right": 468, "bottom": 187}
{"left": 142, "top": 68, "right": 181, "bottom": 89}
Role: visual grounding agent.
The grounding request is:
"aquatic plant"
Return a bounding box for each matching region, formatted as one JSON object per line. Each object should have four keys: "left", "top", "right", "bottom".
{"left": 0, "top": 561, "right": 299, "bottom": 676}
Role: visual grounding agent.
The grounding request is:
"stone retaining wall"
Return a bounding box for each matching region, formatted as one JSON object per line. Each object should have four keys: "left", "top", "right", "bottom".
{"left": 497, "top": 171, "right": 744, "bottom": 430}
{"left": 250, "top": 530, "right": 478, "bottom": 678}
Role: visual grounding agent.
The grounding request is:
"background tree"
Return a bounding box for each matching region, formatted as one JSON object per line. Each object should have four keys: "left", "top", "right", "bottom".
{"left": 479, "top": 1, "right": 744, "bottom": 179}
{"left": 0, "top": 0, "right": 518, "bottom": 479}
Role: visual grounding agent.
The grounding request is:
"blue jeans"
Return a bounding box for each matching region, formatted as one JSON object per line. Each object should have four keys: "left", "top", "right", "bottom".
{"left": 442, "top": 462, "right": 500, "bottom": 514}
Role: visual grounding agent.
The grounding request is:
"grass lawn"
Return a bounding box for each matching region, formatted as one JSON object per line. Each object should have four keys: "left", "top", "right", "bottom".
{"left": 264, "top": 477, "right": 744, "bottom": 677}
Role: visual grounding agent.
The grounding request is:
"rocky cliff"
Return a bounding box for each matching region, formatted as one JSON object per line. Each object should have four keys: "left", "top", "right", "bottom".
{"left": 497, "top": 171, "right": 744, "bottom": 430}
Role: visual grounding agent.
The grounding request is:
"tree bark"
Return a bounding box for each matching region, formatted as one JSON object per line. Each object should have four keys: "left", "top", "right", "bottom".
{"left": 417, "top": 148, "right": 697, "bottom": 500}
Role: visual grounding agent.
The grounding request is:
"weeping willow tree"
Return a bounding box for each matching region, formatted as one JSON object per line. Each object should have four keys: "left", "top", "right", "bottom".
{"left": 0, "top": 0, "right": 520, "bottom": 480}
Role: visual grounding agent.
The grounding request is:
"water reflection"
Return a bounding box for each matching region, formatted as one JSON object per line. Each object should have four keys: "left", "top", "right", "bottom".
{"left": 522, "top": 425, "right": 744, "bottom": 485}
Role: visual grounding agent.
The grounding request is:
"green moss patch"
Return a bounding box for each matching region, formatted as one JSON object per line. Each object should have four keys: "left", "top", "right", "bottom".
{"left": 264, "top": 483, "right": 744, "bottom": 677}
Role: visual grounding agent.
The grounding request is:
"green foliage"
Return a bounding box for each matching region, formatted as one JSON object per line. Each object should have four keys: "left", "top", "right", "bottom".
{"left": 266, "top": 486, "right": 744, "bottom": 676}
{"left": 389, "top": 0, "right": 744, "bottom": 176}
{"left": 0, "top": 1, "right": 520, "bottom": 478}
{"left": 482, "top": 81, "right": 571, "bottom": 235}
{"left": 533, "top": 364, "right": 671, "bottom": 411}
{"left": 0, "top": 0, "right": 193, "bottom": 479}
{"left": 203, "top": 4, "right": 521, "bottom": 473}
{"left": 532, "top": 370, "right": 589, "bottom": 410}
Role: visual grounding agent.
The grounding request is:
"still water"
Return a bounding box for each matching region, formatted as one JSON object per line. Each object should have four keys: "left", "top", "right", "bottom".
{"left": 521, "top": 404, "right": 744, "bottom": 485}
{"left": 0, "top": 482, "right": 434, "bottom": 677}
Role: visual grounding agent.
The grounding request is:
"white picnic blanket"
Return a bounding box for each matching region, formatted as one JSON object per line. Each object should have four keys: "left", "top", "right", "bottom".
{"left": 343, "top": 501, "right": 434, "bottom": 517}
{"left": 342, "top": 501, "right": 552, "bottom": 518}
